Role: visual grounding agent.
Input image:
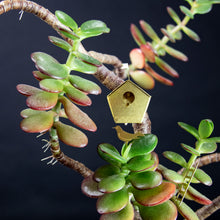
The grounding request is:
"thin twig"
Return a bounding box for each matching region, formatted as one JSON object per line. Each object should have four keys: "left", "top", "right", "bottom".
{"left": 196, "top": 195, "right": 220, "bottom": 220}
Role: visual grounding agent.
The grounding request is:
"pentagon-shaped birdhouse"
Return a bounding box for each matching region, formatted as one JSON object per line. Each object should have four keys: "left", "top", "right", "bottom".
{"left": 107, "top": 80, "right": 151, "bottom": 123}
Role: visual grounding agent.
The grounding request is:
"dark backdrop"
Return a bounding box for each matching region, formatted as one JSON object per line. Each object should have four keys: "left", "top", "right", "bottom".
{"left": 0, "top": 0, "right": 219, "bottom": 219}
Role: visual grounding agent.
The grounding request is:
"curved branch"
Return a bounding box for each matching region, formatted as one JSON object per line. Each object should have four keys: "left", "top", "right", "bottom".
{"left": 196, "top": 195, "right": 220, "bottom": 220}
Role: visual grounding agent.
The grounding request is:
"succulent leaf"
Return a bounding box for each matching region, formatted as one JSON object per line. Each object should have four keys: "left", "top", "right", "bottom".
{"left": 181, "top": 143, "right": 200, "bottom": 156}
{"left": 182, "top": 26, "right": 200, "bottom": 42}
{"left": 178, "top": 122, "right": 200, "bottom": 140}
{"left": 32, "top": 71, "right": 51, "bottom": 81}
{"left": 80, "top": 20, "right": 110, "bottom": 38}
{"left": 26, "top": 91, "right": 58, "bottom": 111}
{"left": 173, "top": 198, "right": 199, "bottom": 220}
{"left": 161, "top": 28, "right": 176, "bottom": 43}
{"left": 167, "top": 7, "right": 181, "bottom": 24}
{"left": 20, "top": 108, "right": 45, "bottom": 118}
{"left": 144, "top": 63, "right": 174, "bottom": 86}
{"left": 54, "top": 121, "right": 88, "bottom": 147}
{"left": 139, "top": 200, "right": 178, "bottom": 220}
{"left": 69, "top": 57, "right": 98, "bottom": 74}
{"left": 180, "top": 5, "right": 194, "bottom": 19}
{"left": 64, "top": 85, "right": 92, "bottom": 106}
{"left": 127, "top": 155, "right": 154, "bottom": 172}
{"left": 98, "top": 174, "right": 126, "bottom": 193}
{"left": 59, "top": 96, "right": 97, "bottom": 131}
{"left": 140, "top": 43, "right": 156, "bottom": 63}
{"left": 48, "top": 36, "right": 72, "bottom": 52}
{"left": 163, "top": 45, "right": 188, "bottom": 62}
{"left": 155, "top": 57, "right": 179, "bottom": 78}
{"left": 20, "top": 111, "right": 54, "bottom": 133}
{"left": 199, "top": 142, "right": 217, "bottom": 154}
{"left": 167, "top": 24, "right": 182, "bottom": 40}
{"left": 127, "top": 134, "right": 158, "bottom": 159}
{"left": 163, "top": 151, "right": 187, "bottom": 168}
{"left": 194, "top": 2, "right": 212, "bottom": 14}
{"left": 194, "top": 169, "right": 212, "bottom": 186}
{"left": 100, "top": 202, "right": 134, "bottom": 220}
{"left": 40, "top": 79, "right": 64, "bottom": 93}
{"left": 129, "top": 171, "right": 162, "bottom": 190}
{"left": 81, "top": 175, "right": 104, "bottom": 198}
{"left": 55, "top": 10, "right": 78, "bottom": 31}
{"left": 31, "top": 52, "right": 69, "bottom": 79}
{"left": 94, "top": 164, "right": 121, "bottom": 182}
{"left": 129, "top": 48, "right": 145, "bottom": 69}
{"left": 187, "top": 186, "right": 212, "bottom": 205}
{"left": 198, "top": 119, "right": 214, "bottom": 139}
{"left": 58, "top": 27, "right": 80, "bottom": 40}
{"left": 16, "top": 84, "right": 41, "bottom": 96}
{"left": 132, "top": 182, "right": 176, "bottom": 206}
{"left": 130, "top": 24, "right": 146, "bottom": 46}
{"left": 98, "top": 143, "right": 127, "bottom": 164}
{"left": 139, "top": 20, "right": 160, "bottom": 41}
{"left": 130, "top": 70, "right": 155, "bottom": 90}
{"left": 97, "top": 188, "right": 129, "bottom": 214}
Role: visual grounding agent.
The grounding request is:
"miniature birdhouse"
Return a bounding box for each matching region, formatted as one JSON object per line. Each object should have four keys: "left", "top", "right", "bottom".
{"left": 107, "top": 80, "right": 151, "bottom": 123}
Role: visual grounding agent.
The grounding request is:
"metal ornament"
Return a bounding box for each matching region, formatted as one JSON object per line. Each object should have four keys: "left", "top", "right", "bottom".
{"left": 107, "top": 80, "right": 151, "bottom": 124}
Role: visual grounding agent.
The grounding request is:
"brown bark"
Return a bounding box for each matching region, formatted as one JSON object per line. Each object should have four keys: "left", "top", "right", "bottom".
{"left": 196, "top": 195, "right": 220, "bottom": 220}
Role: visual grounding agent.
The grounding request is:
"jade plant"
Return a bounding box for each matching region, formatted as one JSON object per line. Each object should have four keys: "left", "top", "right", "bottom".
{"left": 0, "top": 0, "right": 220, "bottom": 220}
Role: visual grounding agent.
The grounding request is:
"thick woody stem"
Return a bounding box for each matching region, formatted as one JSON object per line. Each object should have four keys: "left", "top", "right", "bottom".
{"left": 196, "top": 195, "right": 220, "bottom": 220}
{"left": 49, "top": 127, "right": 93, "bottom": 178}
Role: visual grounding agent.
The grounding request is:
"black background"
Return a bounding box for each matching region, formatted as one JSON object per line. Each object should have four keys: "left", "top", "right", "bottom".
{"left": 0, "top": 0, "right": 219, "bottom": 219}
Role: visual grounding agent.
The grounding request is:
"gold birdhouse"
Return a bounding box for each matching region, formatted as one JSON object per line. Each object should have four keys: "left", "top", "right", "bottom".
{"left": 107, "top": 80, "right": 151, "bottom": 123}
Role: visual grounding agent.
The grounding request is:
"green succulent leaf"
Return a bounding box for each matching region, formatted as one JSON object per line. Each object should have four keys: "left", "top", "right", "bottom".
{"left": 163, "top": 45, "right": 188, "bottom": 61}
{"left": 127, "top": 134, "right": 158, "bottom": 159}
{"left": 32, "top": 71, "right": 51, "bottom": 81}
{"left": 178, "top": 122, "right": 200, "bottom": 140}
{"left": 48, "top": 36, "right": 72, "bottom": 52}
{"left": 172, "top": 198, "right": 199, "bottom": 220}
{"left": 16, "top": 84, "right": 41, "bottom": 96}
{"left": 20, "top": 108, "right": 45, "bottom": 118}
{"left": 139, "top": 20, "right": 160, "bottom": 41}
{"left": 98, "top": 143, "right": 127, "bottom": 164}
{"left": 198, "top": 119, "right": 214, "bottom": 139}
{"left": 130, "top": 24, "right": 146, "bottom": 46}
{"left": 58, "top": 27, "right": 80, "bottom": 40}
{"left": 155, "top": 57, "right": 179, "bottom": 78}
{"left": 97, "top": 188, "right": 129, "bottom": 214}
{"left": 59, "top": 96, "right": 97, "bottom": 131}
{"left": 163, "top": 151, "right": 187, "bottom": 168}
{"left": 64, "top": 85, "right": 92, "bottom": 106}
{"left": 161, "top": 28, "right": 175, "bottom": 43}
{"left": 55, "top": 10, "right": 78, "bottom": 31}
{"left": 98, "top": 174, "right": 126, "bottom": 193}
{"left": 80, "top": 20, "right": 110, "bottom": 39}
{"left": 167, "top": 7, "right": 181, "bottom": 24}
{"left": 158, "top": 165, "right": 184, "bottom": 184}
{"left": 73, "top": 51, "right": 102, "bottom": 67}
{"left": 127, "top": 155, "right": 154, "bottom": 172}
{"left": 81, "top": 175, "right": 104, "bottom": 198}
{"left": 139, "top": 200, "right": 178, "bottom": 220}
{"left": 199, "top": 141, "right": 217, "bottom": 154}
{"left": 94, "top": 164, "right": 121, "bottom": 182}
{"left": 26, "top": 91, "right": 58, "bottom": 111}
{"left": 69, "top": 57, "right": 98, "bottom": 74}
{"left": 129, "top": 171, "right": 162, "bottom": 190}
{"left": 194, "top": 2, "right": 212, "bottom": 14}
{"left": 181, "top": 143, "right": 200, "bottom": 156}
{"left": 54, "top": 121, "right": 88, "bottom": 147}
{"left": 132, "top": 182, "right": 176, "bottom": 206}
{"left": 187, "top": 186, "right": 212, "bottom": 205}
{"left": 100, "top": 202, "right": 134, "bottom": 220}
{"left": 180, "top": 5, "right": 194, "bottom": 19}
{"left": 20, "top": 111, "right": 54, "bottom": 133}
{"left": 40, "top": 79, "right": 64, "bottom": 93}
{"left": 194, "top": 168, "right": 212, "bottom": 186}
{"left": 31, "top": 52, "right": 69, "bottom": 79}
{"left": 182, "top": 26, "right": 200, "bottom": 42}
{"left": 69, "top": 75, "right": 101, "bottom": 95}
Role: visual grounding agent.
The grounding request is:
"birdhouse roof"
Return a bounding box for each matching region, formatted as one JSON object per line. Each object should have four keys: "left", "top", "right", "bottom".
{"left": 107, "top": 80, "right": 151, "bottom": 123}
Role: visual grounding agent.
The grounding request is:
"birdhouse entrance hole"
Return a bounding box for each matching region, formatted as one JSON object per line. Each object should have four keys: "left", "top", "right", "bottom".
{"left": 123, "top": 91, "right": 135, "bottom": 106}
